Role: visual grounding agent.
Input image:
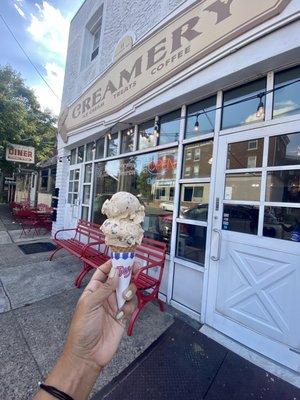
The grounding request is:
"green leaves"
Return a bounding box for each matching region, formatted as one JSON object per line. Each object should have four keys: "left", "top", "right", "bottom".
{"left": 0, "top": 65, "right": 57, "bottom": 172}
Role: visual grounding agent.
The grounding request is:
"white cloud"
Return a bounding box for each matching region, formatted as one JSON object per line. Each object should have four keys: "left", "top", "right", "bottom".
{"left": 32, "top": 62, "right": 64, "bottom": 116}
{"left": 14, "top": 3, "right": 26, "bottom": 18}
{"left": 27, "top": 1, "right": 69, "bottom": 63}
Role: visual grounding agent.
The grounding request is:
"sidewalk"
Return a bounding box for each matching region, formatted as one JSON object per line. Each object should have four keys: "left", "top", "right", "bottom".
{"left": 0, "top": 204, "right": 173, "bottom": 399}
{"left": 0, "top": 204, "right": 299, "bottom": 399}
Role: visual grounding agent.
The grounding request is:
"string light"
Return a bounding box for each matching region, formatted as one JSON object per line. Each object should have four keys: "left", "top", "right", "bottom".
{"left": 107, "top": 132, "right": 112, "bottom": 140}
{"left": 153, "top": 117, "right": 160, "bottom": 138}
{"left": 127, "top": 125, "right": 134, "bottom": 136}
{"left": 194, "top": 114, "right": 200, "bottom": 131}
{"left": 256, "top": 93, "right": 265, "bottom": 118}
{"left": 92, "top": 141, "right": 96, "bottom": 152}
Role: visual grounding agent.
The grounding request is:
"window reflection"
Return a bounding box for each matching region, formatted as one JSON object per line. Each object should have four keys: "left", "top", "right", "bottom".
{"left": 227, "top": 139, "right": 264, "bottom": 169}
{"left": 179, "top": 184, "right": 209, "bottom": 221}
{"left": 77, "top": 146, "right": 84, "bottom": 163}
{"left": 268, "top": 133, "right": 300, "bottom": 166}
{"left": 263, "top": 207, "right": 300, "bottom": 241}
{"left": 176, "top": 224, "right": 207, "bottom": 265}
{"left": 86, "top": 142, "right": 94, "bottom": 161}
{"left": 107, "top": 133, "right": 119, "bottom": 157}
{"left": 182, "top": 141, "right": 213, "bottom": 178}
{"left": 70, "top": 149, "right": 76, "bottom": 165}
{"left": 273, "top": 65, "right": 300, "bottom": 119}
{"left": 185, "top": 96, "right": 216, "bottom": 139}
{"left": 224, "top": 173, "right": 261, "bottom": 201}
{"left": 222, "top": 205, "right": 259, "bottom": 235}
{"left": 159, "top": 110, "right": 180, "bottom": 145}
{"left": 222, "top": 79, "right": 266, "bottom": 129}
{"left": 138, "top": 120, "right": 156, "bottom": 150}
{"left": 266, "top": 170, "right": 300, "bottom": 203}
{"left": 96, "top": 137, "right": 105, "bottom": 159}
{"left": 121, "top": 129, "right": 134, "bottom": 153}
{"left": 92, "top": 149, "right": 177, "bottom": 250}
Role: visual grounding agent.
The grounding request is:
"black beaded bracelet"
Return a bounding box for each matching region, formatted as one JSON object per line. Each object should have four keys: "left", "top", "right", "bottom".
{"left": 38, "top": 382, "right": 74, "bottom": 400}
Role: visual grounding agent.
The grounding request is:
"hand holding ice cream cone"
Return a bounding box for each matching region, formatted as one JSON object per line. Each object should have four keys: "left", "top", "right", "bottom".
{"left": 100, "top": 192, "right": 145, "bottom": 309}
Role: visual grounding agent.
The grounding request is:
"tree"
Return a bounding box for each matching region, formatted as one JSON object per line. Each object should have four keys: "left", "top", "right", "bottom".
{"left": 0, "top": 65, "right": 57, "bottom": 173}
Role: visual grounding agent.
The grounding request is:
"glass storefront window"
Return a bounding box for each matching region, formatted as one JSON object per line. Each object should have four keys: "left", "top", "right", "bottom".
{"left": 268, "top": 133, "right": 300, "bottom": 166}
{"left": 185, "top": 96, "right": 216, "bottom": 139}
{"left": 121, "top": 129, "right": 134, "bottom": 154}
{"left": 273, "top": 65, "right": 300, "bottom": 119}
{"left": 222, "top": 204, "right": 259, "bottom": 235}
{"left": 96, "top": 137, "right": 105, "bottom": 159}
{"left": 86, "top": 142, "right": 94, "bottom": 161}
{"left": 92, "top": 149, "right": 177, "bottom": 249}
{"left": 107, "top": 133, "right": 119, "bottom": 157}
{"left": 77, "top": 146, "right": 84, "bottom": 163}
{"left": 81, "top": 206, "right": 89, "bottom": 221}
{"left": 176, "top": 224, "right": 207, "bottom": 265}
{"left": 68, "top": 168, "right": 80, "bottom": 204}
{"left": 179, "top": 183, "right": 209, "bottom": 221}
{"left": 159, "top": 110, "right": 181, "bottom": 145}
{"left": 182, "top": 141, "right": 213, "bottom": 178}
{"left": 138, "top": 120, "right": 156, "bottom": 150}
{"left": 70, "top": 148, "right": 76, "bottom": 165}
{"left": 222, "top": 78, "right": 266, "bottom": 130}
{"left": 227, "top": 139, "right": 264, "bottom": 169}
{"left": 83, "top": 185, "right": 91, "bottom": 203}
{"left": 263, "top": 207, "right": 300, "bottom": 241}
{"left": 266, "top": 170, "right": 300, "bottom": 203}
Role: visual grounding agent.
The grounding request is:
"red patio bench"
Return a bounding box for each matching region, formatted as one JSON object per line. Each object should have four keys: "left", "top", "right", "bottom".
{"left": 50, "top": 219, "right": 109, "bottom": 287}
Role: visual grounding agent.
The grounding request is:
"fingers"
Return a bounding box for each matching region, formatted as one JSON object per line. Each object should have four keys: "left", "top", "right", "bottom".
{"left": 89, "top": 266, "right": 119, "bottom": 306}
{"left": 132, "top": 262, "right": 141, "bottom": 275}
{"left": 122, "top": 283, "right": 137, "bottom": 301}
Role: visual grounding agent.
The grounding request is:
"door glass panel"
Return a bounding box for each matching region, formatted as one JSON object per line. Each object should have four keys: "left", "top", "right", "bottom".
{"left": 179, "top": 183, "right": 209, "bottom": 221}
{"left": 70, "top": 149, "right": 76, "bottom": 165}
{"left": 182, "top": 141, "right": 213, "bottom": 178}
{"left": 81, "top": 206, "right": 89, "bottom": 221}
{"left": 222, "top": 78, "right": 266, "bottom": 130}
{"left": 84, "top": 164, "right": 92, "bottom": 183}
{"left": 96, "top": 137, "right": 105, "bottom": 159}
{"left": 83, "top": 185, "right": 91, "bottom": 204}
{"left": 68, "top": 181, "right": 73, "bottom": 192}
{"left": 68, "top": 193, "right": 72, "bottom": 203}
{"left": 268, "top": 132, "right": 300, "bottom": 166}
{"left": 75, "top": 169, "right": 80, "bottom": 180}
{"left": 227, "top": 139, "right": 264, "bottom": 169}
{"left": 273, "top": 65, "right": 300, "bottom": 119}
{"left": 185, "top": 96, "right": 216, "bottom": 139}
{"left": 176, "top": 224, "right": 207, "bottom": 265}
{"left": 74, "top": 181, "right": 79, "bottom": 192}
{"left": 224, "top": 173, "right": 261, "bottom": 201}
{"left": 263, "top": 207, "right": 300, "bottom": 241}
{"left": 73, "top": 193, "right": 78, "bottom": 205}
{"left": 266, "top": 170, "right": 300, "bottom": 203}
{"left": 222, "top": 204, "right": 259, "bottom": 235}
{"left": 70, "top": 170, "right": 74, "bottom": 180}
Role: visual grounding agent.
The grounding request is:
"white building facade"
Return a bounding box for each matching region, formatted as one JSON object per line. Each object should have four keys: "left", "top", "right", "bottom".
{"left": 56, "top": 0, "right": 300, "bottom": 378}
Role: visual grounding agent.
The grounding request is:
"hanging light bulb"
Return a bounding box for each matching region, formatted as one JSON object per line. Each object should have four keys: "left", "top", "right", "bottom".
{"left": 194, "top": 115, "right": 200, "bottom": 131}
{"left": 256, "top": 94, "right": 265, "bottom": 118}
{"left": 127, "top": 125, "right": 134, "bottom": 136}
{"left": 107, "top": 132, "right": 112, "bottom": 140}
{"left": 92, "top": 141, "right": 96, "bottom": 153}
{"left": 153, "top": 123, "right": 160, "bottom": 138}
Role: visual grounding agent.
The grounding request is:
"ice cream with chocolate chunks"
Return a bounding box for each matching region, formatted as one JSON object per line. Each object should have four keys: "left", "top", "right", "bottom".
{"left": 100, "top": 192, "right": 145, "bottom": 251}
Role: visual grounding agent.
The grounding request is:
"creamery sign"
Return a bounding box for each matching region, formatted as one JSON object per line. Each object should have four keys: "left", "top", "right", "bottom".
{"left": 59, "top": 0, "right": 290, "bottom": 138}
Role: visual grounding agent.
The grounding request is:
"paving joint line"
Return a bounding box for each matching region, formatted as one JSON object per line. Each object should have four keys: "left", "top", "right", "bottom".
{"left": 0, "top": 277, "right": 12, "bottom": 311}
{"left": 202, "top": 350, "right": 229, "bottom": 399}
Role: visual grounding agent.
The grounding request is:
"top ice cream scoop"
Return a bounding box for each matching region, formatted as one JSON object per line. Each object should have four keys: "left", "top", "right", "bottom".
{"left": 100, "top": 192, "right": 145, "bottom": 249}
{"left": 101, "top": 192, "right": 145, "bottom": 224}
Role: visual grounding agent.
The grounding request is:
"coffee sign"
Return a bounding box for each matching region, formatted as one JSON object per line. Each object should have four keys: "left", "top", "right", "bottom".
{"left": 59, "top": 0, "right": 290, "bottom": 138}
{"left": 6, "top": 144, "right": 35, "bottom": 164}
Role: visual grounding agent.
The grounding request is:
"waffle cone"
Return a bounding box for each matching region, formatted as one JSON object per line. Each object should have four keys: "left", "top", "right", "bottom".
{"left": 110, "top": 245, "right": 138, "bottom": 253}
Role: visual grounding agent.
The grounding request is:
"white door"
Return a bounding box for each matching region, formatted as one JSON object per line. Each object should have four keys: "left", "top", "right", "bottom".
{"left": 65, "top": 165, "right": 83, "bottom": 229}
{"left": 206, "top": 130, "right": 300, "bottom": 372}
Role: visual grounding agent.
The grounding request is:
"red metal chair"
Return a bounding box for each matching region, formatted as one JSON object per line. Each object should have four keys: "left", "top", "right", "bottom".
{"left": 15, "top": 209, "right": 40, "bottom": 237}
{"left": 128, "top": 237, "right": 167, "bottom": 336}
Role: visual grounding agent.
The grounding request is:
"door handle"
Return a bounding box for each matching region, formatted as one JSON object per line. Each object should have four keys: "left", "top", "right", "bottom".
{"left": 211, "top": 228, "right": 221, "bottom": 261}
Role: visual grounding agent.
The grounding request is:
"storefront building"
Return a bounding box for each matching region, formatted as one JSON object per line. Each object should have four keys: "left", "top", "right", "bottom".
{"left": 56, "top": 0, "right": 300, "bottom": 377}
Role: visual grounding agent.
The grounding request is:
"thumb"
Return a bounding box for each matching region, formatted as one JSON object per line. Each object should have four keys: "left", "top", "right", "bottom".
{"left": 89, "top": 266, "right": 119, "bottom": 306}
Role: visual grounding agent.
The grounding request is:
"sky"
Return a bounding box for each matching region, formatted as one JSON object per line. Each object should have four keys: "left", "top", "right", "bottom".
{"left": 0, "top": 0, "right": 84, "bottom": 116}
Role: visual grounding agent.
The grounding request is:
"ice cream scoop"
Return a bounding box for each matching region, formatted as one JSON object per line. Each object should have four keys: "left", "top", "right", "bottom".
{"left": 101, "top": 191, "right": 144, "bottom": 224}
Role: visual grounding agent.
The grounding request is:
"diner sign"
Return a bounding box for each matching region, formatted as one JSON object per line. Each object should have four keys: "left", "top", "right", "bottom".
{"left": 59, "top": 0, "right": 290, "bottom": 139}
{"left": 6, "top": 143, "right": 35, "bottom": 164}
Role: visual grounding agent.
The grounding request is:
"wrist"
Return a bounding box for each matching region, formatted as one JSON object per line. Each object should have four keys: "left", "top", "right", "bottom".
{"left": 45, "top": 351, "right": 101, "bottom": 400}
